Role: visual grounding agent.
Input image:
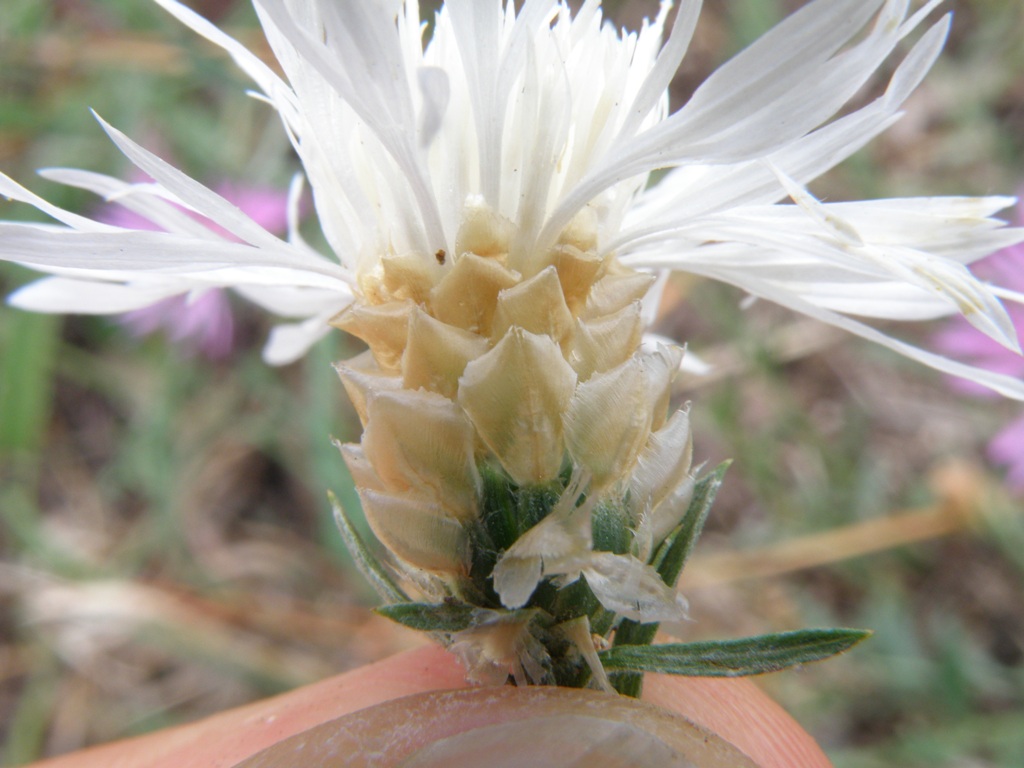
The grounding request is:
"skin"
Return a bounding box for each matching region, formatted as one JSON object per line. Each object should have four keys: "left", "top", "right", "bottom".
{"left": 29, "top": 645, "right": 831, "bottom": 768}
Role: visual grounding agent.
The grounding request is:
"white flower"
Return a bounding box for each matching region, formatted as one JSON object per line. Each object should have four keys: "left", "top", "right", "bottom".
{"left": 0, "top": 0, "right": 1021, "bottom": 392}
{"left": 5, "top": 0, "right": 1016, "bottom": 689}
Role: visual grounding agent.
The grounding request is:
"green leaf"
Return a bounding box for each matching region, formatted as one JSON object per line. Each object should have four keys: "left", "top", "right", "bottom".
{"left": 329, "top": 490, "right": 408, "bottom": 604}
{"left": 600, "top": 628, "right": 872, "bottom": 677}
{"left": 376, "top": 601, "right": 478, "bottom": 632}
{"left": 652, "top": 460, "right": 730, "bottom": 589}
{"left": 610, "top": 462, "right": 730, "bottom": 696}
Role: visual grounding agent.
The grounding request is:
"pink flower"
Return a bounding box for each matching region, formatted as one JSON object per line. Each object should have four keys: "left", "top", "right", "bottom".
{"left": 119, "top": 290, "right": 236, "bottom": 360}
{"left": 103, "top": 183, "right": 292, "bottom": 360}
{"left": 935, "top": 195, "right": 1024, "bottom": 487}
{"left": 990, "top": 415, "right": 1024, "bottom": 489}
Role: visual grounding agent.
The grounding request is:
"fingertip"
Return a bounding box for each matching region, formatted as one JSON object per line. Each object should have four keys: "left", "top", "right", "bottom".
{"left": 27, "top": 648, "right": 830, "bottom": 768}
{"left": 643, "top": 674, "right": 832, "bottom": 768}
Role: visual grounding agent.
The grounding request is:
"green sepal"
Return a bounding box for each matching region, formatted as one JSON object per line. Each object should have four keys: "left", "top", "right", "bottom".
{"left": 329, "top": 491, "right": 408, "bottom": 604}
{"left": 376, "top": 600, "right": 478, "bottom": 632}
{"left": 591, "top": 501, "right": 632, "bottom": 555}
{"left": 651, "top": 460, "right": 730, "bottom": 589}
{"left": 600, "top": 628, "right": 872, "bottom": 677}
{"left": 478, "top": 464, "right": 562, "bottom": 553}
{"left": 611, "top": 462, "right": 730, "bottom": 696}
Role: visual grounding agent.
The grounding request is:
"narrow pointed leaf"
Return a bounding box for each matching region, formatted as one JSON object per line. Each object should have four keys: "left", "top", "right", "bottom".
{"left": 652, "top": 460, "right": 730, "bottom": 588}
{"left": 376, "top": 601, "right": 477, "bottom": 632}
{"left": 611, "top": 462, "right": 730, "bottom": 695}
{"left": 329, "top": 490, "right": 408, "bottom": 604}
{"left": 601, "top": 628, "right": 872, "bottom": 677}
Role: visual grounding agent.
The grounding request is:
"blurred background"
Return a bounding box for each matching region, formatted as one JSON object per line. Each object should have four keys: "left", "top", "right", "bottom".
{"left": 1, "top": 1, "right": 1023, "bottom": 765}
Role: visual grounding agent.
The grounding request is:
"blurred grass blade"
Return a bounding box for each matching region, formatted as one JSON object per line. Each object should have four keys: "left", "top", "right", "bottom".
{"left": 601, "top": 628, "right": 872, "bottom": 677}
{"left": 0, "top": 657, "right": 57, "bottom": 767}
{"left": 0, "top": 310, "right": 59, "bottom": 455}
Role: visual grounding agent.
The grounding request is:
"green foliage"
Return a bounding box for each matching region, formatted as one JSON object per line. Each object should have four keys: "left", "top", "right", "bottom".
{"left": 652, "top": 461, "right": 730, "bottom": 588}
{"left": 590, "top": 501, "right": 632, "bottom": 555}
{"left": 601, "top": 629, "right": 872, "bottom": 677}
{"left": 476, "top": 463, "right": 564, "bottom": 552}
{"left": 376, "top": 601, "right": 478, "bottom": 633}
{"left": 612, "top": 461, "right": 730, "bottom": 696}
{"left": 330, "top": 492, "right": 408, "bottom": 605}
{"left": 0, "top": 302, "right": 58, "bottom": 455}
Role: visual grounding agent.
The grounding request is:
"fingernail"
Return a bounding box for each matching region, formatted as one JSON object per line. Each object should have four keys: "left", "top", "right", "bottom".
{"left": 232, "top": 687, "right": 758, "bottom": 768}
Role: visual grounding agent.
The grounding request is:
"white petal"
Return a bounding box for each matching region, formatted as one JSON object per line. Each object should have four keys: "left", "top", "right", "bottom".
{"left": 0, "top": 223, "right": 348, "bottom": 285}
{"left": 619, "top": 17, "right": 947, "bottom": 237}
{"left": 234, "top": 284, "right": 351, "bottom": 318}
{"left": 150, "top": 0, "right": 294, "bottom": 115}
{"left": 9, "top": 277, "right": 185, "bottom": 313}
{"left": 615, "top": 0, "right": 702, "bottom": 141}
{"left": 262, "top": 315, "right": 333, "bottom": 365}
{"left": 0, "top": 172, "right": 116, "bottom": 232}
{"left": 445, "top": 0, "right": 555, "bottom": 205}
{"left": 623, "top": 190, "right": 1023, "bottom": 378}
{"left": 38, "top": 168, "right": 221, "bottom": 240}
{"left": 94, "top": 115, "right": 294, "bottom": 252}
{"left": 540, "top": 0, "right": 939, "bottom": 253}
{"left": 705, "top": 267, "right": 1024, "bottom": 400}
{"left": 253, "top": 0, "right": 446, "bottom": 253}
{"left": 417, "top": 66, "right": 451, "bottom": 149}
{"left": 773, "top": 174, "right": 1018, "bottom": 348}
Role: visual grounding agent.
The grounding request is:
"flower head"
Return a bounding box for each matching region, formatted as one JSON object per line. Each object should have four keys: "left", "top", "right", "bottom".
{"left": 1, "top": 0, "right": 1019, "bottom": 688}
{"left": 2, "top": 0, "right": 1021, "bottom": 388}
